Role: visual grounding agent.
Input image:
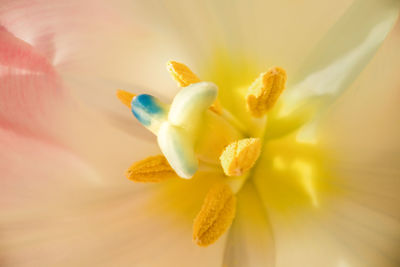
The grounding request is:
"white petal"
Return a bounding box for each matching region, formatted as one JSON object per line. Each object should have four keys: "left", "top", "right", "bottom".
{"left": 223, "top": 182, "right": 275, "bottom": 267}
{"left": 252, "top": 19, "right": 400, "bottom": 266}
{"left": 1, "top": 164, "right": 227, "bottom": 266}
{"left": 320, "top": 17, "right": 400, "bottom": 155}
{"left": 253, "top": 155, "right": 400, "bottom": 267}
{"left": 280, "top": 0, "right": 399, "bottom": 118}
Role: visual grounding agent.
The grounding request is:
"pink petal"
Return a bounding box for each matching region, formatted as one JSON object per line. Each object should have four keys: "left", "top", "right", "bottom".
{"left": 0, "top": 26, "right": 53, "bottom": 72}
{"left": 0, "top": 24, "right": 157, "bottom": 185}
{"left": 0, "top": 26, "right": 63, "bottom": 140}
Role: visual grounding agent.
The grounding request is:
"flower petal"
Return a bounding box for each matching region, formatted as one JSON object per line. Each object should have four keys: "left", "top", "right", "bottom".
{"left": 279, "top": 0, "right": 399, "bottom": 120}
{"left": 0, "top": 26, "right": 63, "bottom": 139}
{"left": 319, "top": 17, "right": 400, "bottom": 157}
{"left": 253, "top": 147, "right": 400, "bottom": 266}
{"left": 0, "top": 25, "right": 158, "bottom": 186}
{"left": 1, "top": 0, "right": 357, "bottom": 136}
{"left": 0, "top": 0, "right": 182, "bottom": 137}
{"left": 252, "top": 20, "right": 400, "bottom": 265}
{"left": 195, "top": 0, "right": 355, "bottom": 131}
{"left": 223, "top": 182, "right": 275, "bottom": 267}
{"left": 0, "top": 128, "right": 99, "bottom": 211}
{"left": 1, "top": 171, "right": 227, "bottom": 266}
{"left": 0, "top": 27, "right": 213, "bottom": 263}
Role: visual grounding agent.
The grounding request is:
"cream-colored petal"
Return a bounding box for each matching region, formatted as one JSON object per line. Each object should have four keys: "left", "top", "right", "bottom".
{"left": 2, "top": 0, "right": 357, "bottom": 129}
{"left": 60, "top": 101, "right": 159, "bottom": 185}
{"left": 1, "top": 0, "right": 355, "bottom": 136}
{"left": 252, "top": 20, "right": 400, "bottom": 266}
{"left": 197, "top": 0, "right": 353, "bottom": 132}
{"left": 1, "top": 169, "right": 228, "bottom": 266}
{"left": 133, "top": 0, "right": 352, "bottom": 71}
{"left": 0, "top": 128, "right": 99, "bottom": 211}
{"left": 278, "top": 0, "right": 399, "bottom": 122}
{"left": 319, "top": 18, "right": 400, "bottom": 157}
{"left": 253, "top": 146, "right": 400, "bottom": 267}
{"left": 223, "top": 182, "right": 275, "bottom": 267}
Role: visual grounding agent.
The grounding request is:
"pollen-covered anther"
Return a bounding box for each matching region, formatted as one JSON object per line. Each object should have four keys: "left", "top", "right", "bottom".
{"left": 220, "top": 138, "right": 261, "bottom": 176}
{"left": 126, "top": 155, "right": 179, "bottom": 183}
{"left": 246, "top": 67, "right": 287, "bottom": 117}
{"left": 116, "top": 89, "right": 136, "bottom": 108}
{"left": 167, "top": 60, "right": 201, "bottom": 87}
{"left": 193, "top": 183, "right": 236, "bottom": 247}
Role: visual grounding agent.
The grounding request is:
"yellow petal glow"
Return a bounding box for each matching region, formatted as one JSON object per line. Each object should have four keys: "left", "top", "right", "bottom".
{"left": 293, "top": 159, "right": 318, "bottom": 207}
{"left": 193, "top": 183, "right": 236, "bottom": 247}
{"left": 220, "top": 138, "right": 261, "bottom": 176}
{"left": 116, "top": 89, "right": 136, "bottom": 108}
{"left": 246, "top": 67, "right": 287, "bottom": 117}
{"left": 126, "top": 155, "right": 179, "bottom": 183}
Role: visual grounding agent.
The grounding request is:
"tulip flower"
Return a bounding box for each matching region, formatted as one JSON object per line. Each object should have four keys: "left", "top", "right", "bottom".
{"left": 1, "top": 0, "right": 399, "bottom": 266}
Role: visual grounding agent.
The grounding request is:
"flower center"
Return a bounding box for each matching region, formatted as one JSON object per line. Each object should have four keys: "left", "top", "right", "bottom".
{"left": 117, "top": 60, "right": 286, "bottom": 246}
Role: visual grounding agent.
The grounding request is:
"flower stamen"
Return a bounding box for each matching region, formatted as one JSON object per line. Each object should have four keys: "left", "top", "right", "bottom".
{"left": 117, "top": 60, "right": 291, "bottom": 247}
{"left": 126, "top": 155, "right": 179, "bottom": 182}
{"left": 116, "top": 89, "right": 136, "bottom": 108}
{"left": 220, "top": 138, "right": 261, "bottom": 176}
{"left": 167, "top": 60, "right": 201, "bottom": 87}
{"left": 193, "top": 183, "right": 236, "bottom": 247}
{"left": 246, "top": 67, "right": 287, "bottom": 117}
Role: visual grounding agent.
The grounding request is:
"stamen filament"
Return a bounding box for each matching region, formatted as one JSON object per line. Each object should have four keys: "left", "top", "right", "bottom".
{"left": 220, "top": 109, "right": 249, "bottom": 136}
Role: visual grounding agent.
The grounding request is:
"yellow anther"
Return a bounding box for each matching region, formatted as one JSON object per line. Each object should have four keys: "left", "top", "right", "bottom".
{"left": 116, "top": 89, "right": 136, "bottom": 108}
{"left": 193, "top": 183, "right": 236, "bottom": 247}
{"left": 126, "top": 155, "right": 179, "bottom": 183}
{"left": 246, "top": 67, "right": 287, "bottom": 117}
{"left": 167, "top": 60, "right": 201, "bottom": 87}
{"left": 220, "top": 138, "right": 261, "bottom": 176}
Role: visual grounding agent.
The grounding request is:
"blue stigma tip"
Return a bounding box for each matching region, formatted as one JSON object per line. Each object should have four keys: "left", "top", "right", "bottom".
{"left": 131, "top": 94, "right": 166, "bottom": 126}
